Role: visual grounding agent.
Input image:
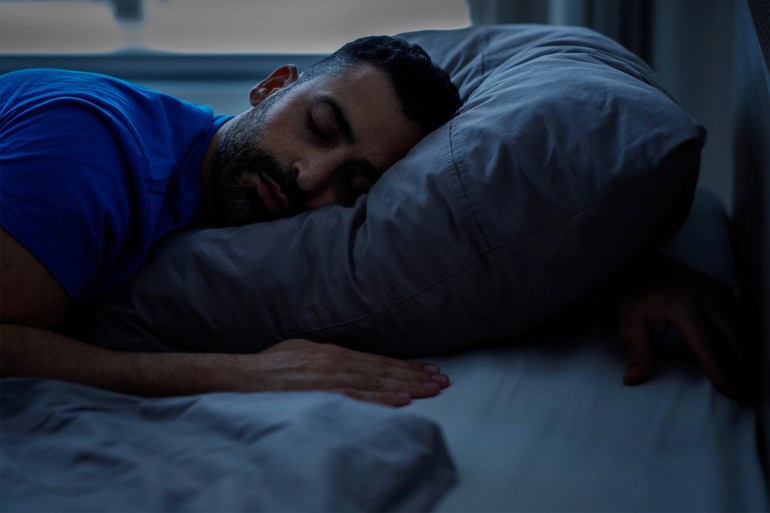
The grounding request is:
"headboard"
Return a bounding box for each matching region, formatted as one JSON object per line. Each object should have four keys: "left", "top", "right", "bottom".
{"left": 731, "top": 0, "right": 769, "bottom": 470}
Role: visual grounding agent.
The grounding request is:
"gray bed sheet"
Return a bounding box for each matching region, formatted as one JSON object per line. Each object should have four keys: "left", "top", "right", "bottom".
{"left": 1, "top": 381, "right": 456, "bottom": 512}
{"left": 405, "top": 188, "right": 769, "bottom": 512}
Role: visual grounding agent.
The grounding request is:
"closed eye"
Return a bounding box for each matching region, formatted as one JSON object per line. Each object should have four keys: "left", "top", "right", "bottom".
{"left": 306, "top": 112, "right": 330, "bottom": 147}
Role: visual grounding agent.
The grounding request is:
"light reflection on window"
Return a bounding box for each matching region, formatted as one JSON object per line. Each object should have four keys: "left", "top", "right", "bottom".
{"left": 0, "top": 0, "right": 471, "bottom": 54}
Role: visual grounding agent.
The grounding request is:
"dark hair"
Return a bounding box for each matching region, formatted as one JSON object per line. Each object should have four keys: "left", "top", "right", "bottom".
{"left": 299, "top": 35, "right": 461, "bottom": 136}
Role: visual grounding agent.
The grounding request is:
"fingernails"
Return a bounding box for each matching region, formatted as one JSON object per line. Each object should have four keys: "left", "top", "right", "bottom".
{"left": 424, "top": 364, "right": 440, "bottom": 373}
{"left": 623, "top": 365, "right": 640, "bottom": 385}
{"left": 431, "top": 374, "right": 449, "bottom": 386}
{"left": 396, "top": 392, "right": 412, "bottom": 405}
{"left": 423, "top": 381, "right": 440, "bottom": 390}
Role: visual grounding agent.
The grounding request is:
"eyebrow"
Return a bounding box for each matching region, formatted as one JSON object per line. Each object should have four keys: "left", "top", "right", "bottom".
{"left": 317, "top": 94, "right": 355, "bottom": 145}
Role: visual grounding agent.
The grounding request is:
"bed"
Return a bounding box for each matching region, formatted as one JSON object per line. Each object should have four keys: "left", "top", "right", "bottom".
{"left": 2, "top": 2, "right": 768, "bottom": 512}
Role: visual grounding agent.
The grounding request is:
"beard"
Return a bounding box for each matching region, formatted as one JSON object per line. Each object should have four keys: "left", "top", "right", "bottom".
{"left": 211, "top": 97, "right": 305, "bottom": 226}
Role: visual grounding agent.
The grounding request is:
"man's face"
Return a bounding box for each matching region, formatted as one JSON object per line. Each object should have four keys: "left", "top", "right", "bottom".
{"left": 212, "top": 63, "right": 422, "bottom": 226}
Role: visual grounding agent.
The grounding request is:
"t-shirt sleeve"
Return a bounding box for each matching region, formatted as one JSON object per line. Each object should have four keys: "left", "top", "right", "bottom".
{"left": 1, "top": 98, "right": 139, "bottom": 302}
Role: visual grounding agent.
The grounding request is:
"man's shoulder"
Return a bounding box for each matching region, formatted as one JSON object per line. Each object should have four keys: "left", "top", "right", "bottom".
{"left": 2, "top": 68, "right": 134, "bottom": 105}
{"left": 1, "top": 68, "right": 220, "bottom": 175}
{"left": 3, "top": 69, "right": 155, "bottom": 116}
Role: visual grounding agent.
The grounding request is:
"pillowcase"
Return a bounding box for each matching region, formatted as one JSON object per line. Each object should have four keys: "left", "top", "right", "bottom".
{"left": 76, "top": 25, "right": 704, "bottom": 356}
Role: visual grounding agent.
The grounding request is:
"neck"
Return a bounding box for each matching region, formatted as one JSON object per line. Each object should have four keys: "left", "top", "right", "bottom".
{"left": 198, "top": 119, "right": 233, "bottom": 225}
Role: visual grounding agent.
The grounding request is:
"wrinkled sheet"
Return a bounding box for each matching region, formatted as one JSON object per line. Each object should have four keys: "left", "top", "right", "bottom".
{"left": 0, "top": 380, "right": 456, "bottom": 512}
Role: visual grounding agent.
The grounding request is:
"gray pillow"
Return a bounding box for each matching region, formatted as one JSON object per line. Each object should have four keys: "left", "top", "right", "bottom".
{"left": 76, "top": 25, "right": 704, "bottom": 356}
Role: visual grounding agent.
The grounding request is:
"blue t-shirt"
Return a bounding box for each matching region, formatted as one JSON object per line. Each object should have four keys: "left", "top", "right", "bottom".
{"left": 0, "top": 69, "right": 231, "bottom": 302}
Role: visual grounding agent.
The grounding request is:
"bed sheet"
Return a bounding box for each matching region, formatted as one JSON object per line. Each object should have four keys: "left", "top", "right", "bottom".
{"left": 408, "top": 319, "right": 766, "bottom": 512}
{"left": 405, "top": 188, "right": 769, "bottom": 512}
{"left": 0, "top": 381, "right": 455, "bottom": 512}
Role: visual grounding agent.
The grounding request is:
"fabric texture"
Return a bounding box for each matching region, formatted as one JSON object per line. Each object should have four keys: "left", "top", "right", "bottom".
{"left": 0, "top": 69, "right": 229, "bottom": 302}
{"left": 77, "top": 25, "right": 704, "bottom": 355}
{"left": 0, "top": 378, "right": 456, "bottom": 513}
{"left": 408, "top": 188, "right": 768, "bottom": 513}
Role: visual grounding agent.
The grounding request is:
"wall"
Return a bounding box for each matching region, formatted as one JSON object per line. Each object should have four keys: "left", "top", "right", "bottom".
{"left": 652, "top": 0, "right": 736, "bottom": 214}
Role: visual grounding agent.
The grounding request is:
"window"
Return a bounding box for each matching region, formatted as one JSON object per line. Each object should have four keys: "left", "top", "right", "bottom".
{"left": 0, "top": 0, "right": 471, "bottom": 54}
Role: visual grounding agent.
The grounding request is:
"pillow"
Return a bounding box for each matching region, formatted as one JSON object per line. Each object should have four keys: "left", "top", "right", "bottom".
{"left": 75, "top": 25, "right": 705, "bottom": 356}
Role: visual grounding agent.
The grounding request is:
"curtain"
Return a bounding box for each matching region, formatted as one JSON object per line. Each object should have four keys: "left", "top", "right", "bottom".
{"left": 467, "top": 0, "right": 654, "bottom": 64}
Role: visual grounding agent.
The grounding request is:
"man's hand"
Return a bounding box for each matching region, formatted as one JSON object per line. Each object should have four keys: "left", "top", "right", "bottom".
{"left": 219, "top": 339, "right": 449, "bottom": 406}
{"left": 617, "top": 255, "right": 748, "bottom": 401}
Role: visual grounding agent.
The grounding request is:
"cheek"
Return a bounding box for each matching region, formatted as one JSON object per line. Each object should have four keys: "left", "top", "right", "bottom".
{"left": 259, "top": 117, "right": 303, "bottom": 161}
{"left": 379, "top": 123, "right": 423, "bottom": 162}
{"left": 382, "top": 135, "right": 422, "bottom": 167}
{"left": 400, "top": 125, "right": 424, "bottom": 152}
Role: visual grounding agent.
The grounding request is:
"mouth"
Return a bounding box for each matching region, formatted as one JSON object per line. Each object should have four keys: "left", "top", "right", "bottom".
{"left": 249, "top": 172, "right": 289, "bottom": 216}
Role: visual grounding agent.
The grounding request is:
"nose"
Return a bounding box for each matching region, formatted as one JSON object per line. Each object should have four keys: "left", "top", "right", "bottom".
{"left": 293, "top": 153, "right": 346, "bottom": 208}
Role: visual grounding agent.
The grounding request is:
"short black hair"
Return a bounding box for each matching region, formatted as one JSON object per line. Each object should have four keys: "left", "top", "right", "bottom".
{"left": 299, "top": 35, "right": 461, "bottom": 136}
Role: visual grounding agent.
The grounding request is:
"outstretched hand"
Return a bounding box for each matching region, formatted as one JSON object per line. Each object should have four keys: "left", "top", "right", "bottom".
{"left": 617, "top": 255, "right": 749, "bottom": 401}
{"left": 221, "top": 339, "right": 449, "bottom": 407}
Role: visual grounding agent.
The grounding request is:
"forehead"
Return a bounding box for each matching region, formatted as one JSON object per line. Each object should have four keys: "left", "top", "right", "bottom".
{"left": 298, "top": 63, "right": 422, "bottom": 165}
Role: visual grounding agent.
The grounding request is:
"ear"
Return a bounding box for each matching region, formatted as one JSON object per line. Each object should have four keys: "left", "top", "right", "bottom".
{"left": 249, "top": 64, "right": 299, "bottom": 106}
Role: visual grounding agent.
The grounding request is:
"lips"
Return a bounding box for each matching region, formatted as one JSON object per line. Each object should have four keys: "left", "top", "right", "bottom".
{"left": 252, "top": 172, "right": 289, "bottom": 216}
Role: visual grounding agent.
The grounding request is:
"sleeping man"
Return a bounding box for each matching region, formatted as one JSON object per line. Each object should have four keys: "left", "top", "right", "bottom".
{"left": 0, "top": 35, "right": 749, "bottom": 406}
{"left": 0, "top": 36, "right": 460, "bottom": 406}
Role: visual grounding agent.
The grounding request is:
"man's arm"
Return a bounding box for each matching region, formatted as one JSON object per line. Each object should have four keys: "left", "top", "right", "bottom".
{"left": 1, "top": 229, "right": 448, "bottom": 405}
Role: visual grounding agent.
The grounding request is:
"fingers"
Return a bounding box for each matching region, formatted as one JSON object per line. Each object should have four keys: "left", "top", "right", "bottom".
{"left": 620, "top": 297, "right": 734, "bottom": 393}
{"left": 662, "top": 261, "right": 748, "bottom": 399}
{"left": 336, "top": 389, "right": 413, "bottom": 407}
{"left": 704, "top": 283, "right": 752, "bottom": 401}
{"left": 620, "top": 313, "right": 655, "bottom": 385}
{"left": 618, "top": 284, "right": 747, "bottom": 401}
{"left": 252, "top": 340, "right": 450, "bottom": 407}
{"left": 334, "top": 369, "right": 447, "bottom": 400}
{"left": 338, "top": 372, "right": 450, "bottom": 407}
{"left": 329, "top": 345, "right": 451, "bottom": 392}
{"left": 332, "top": 358, "right": 450, "bottom": 406}
{"left": 672, "top": 301, "right": 742, "bottom": 400}
{"left": 326, "top": 350, "right": 449, "bottom": 401}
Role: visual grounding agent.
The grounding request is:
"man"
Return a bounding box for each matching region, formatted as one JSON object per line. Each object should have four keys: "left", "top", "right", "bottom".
{"left": 0, "top": 36, "right": 460, "bottom": 406}
{"left": 0, "top": 37, "right": 750, "bottom": 406}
